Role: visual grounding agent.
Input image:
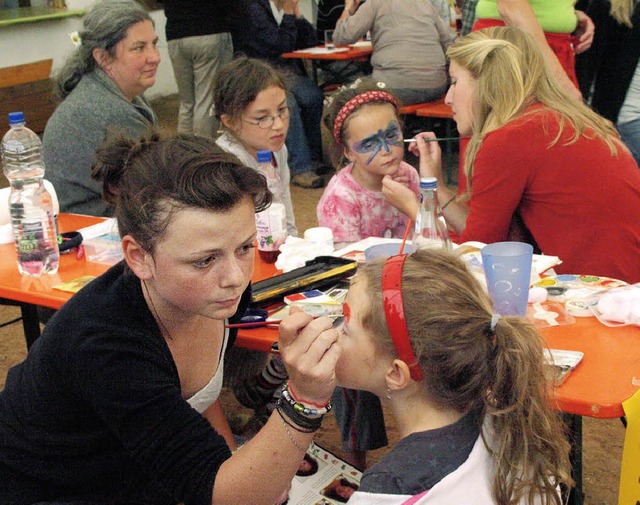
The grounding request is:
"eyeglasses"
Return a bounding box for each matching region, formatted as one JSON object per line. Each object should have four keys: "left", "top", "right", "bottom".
{"left": 242, "top": 106, "right": 291, "bottom": 129}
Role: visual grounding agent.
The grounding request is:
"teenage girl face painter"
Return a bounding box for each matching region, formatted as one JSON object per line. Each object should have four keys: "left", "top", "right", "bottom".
{"left": 343, "top": 103, "right": 404, "bottom": 190}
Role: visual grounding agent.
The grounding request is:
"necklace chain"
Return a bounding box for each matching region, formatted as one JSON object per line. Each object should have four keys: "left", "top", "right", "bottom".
{"left": 142, "top": 280, "right": 173, "bottom": 340}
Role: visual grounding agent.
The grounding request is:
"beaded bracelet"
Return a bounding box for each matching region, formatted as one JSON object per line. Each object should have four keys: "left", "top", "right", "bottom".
{"left": 281, "top": 383, "right": 332, "bottom": 417}
{"left": 441, "top": 194, "right": 456, "bottom": 211}
{"left": 278, "top": 395, "right": 324, "bottom": 432}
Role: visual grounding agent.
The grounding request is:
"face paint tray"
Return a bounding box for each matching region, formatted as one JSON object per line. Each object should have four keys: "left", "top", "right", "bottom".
{"left": 251, "top": 256, "right": 357, "bottom": 308}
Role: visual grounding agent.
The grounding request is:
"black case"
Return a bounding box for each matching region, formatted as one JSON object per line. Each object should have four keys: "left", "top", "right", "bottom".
{"left": 251, "top": 256, "right": 357, "bottom": 308}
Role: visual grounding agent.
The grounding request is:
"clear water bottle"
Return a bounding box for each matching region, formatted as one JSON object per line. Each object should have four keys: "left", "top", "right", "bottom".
{"left": 2, "top": 112, "right": 60, "bottom": 276}
{"left": 255, "top": 150, "right": 286, "bottom": 263}
{"left": 413, "top": 177, "right": 451, "bottom": 251}
{"left": 257, "top": 149, "right": 282, "bottom": 201}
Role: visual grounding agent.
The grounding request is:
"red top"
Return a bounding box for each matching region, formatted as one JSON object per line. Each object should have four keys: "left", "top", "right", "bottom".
{"left": 459, "top": 105, "right": 640, "bottom": 283}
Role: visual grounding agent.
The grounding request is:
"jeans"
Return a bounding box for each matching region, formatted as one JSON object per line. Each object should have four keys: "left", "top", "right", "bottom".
{"left": 392, "top": 85, "right": 448, "bottom": 106}
{"left": 617, "top": 117, "right": 640, "bottom": 168}
{"left": 285, "top": 74, "right": 324, "bottom": 175}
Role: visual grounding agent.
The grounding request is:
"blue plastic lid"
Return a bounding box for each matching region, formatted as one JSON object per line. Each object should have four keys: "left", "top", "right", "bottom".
{"left": 8, "top": 112, "right": 25, "bottom": 125}
{"left": 256, "top": 150, "right": 272, "bottom": 163}
{"left": 419, "top": 177, "right": 438, "bottom": 189}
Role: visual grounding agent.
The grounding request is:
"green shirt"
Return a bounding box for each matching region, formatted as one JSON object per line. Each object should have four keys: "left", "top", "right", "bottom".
{"left": 476, "top": 0, "right": 577, "bottom": 33}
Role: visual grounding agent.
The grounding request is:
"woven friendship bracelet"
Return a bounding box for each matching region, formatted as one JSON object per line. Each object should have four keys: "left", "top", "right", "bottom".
{"left": 276, "top": 406, "right": 316, "bottom": 434}
{"left": 333, "top": 90, "right": 398, "bottom": 145}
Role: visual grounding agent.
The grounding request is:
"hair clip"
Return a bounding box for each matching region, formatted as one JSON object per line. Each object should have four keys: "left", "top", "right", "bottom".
{"left": 69, "top": 31, "right": 81, "bottom": 47}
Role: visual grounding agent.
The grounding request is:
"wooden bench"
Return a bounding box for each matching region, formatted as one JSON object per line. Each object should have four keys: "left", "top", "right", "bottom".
{"left": 0, "top": 59, "right": 56, "bottom": 135}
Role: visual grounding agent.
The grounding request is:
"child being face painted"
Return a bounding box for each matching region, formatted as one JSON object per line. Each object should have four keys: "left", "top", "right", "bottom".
{"left": 343, "top": 103, "right": 404, "bottom": 183}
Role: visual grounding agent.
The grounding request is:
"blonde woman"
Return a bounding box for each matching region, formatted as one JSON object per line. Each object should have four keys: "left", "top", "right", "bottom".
{"left": 576, "top": 0, "right": 640, "bottom": 166}
{"left": 385, "top": 27, "right": 640, "bottom": 283}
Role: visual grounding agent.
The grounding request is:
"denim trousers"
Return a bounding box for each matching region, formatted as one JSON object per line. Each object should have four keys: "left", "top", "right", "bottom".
{"left": 617, "top": 117, "right": 640, "bottom": 168}
{"left": 285, "top": 74, "right": 324, "bottom": 175}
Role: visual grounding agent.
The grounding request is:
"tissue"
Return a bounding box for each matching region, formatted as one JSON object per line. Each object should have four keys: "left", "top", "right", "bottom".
{"left": 274, "top": 236, "right": 334, "bottom": 272}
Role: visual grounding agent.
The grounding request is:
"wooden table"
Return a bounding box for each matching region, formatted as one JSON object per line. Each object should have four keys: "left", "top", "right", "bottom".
{"left": 2, "top": 214, "right": 639, "bottom": 418}
{"left": 282, "top": 44, "right": 373, "bottom": 84}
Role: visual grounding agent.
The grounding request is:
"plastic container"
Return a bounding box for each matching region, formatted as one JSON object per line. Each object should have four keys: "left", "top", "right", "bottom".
{"left": 1, "top": 111, "right": 59, "bottom": 276}
{"left": 256, "top": 202, "right": 287, "bottom": 264}
{"left": 413, "top": 177, "right": 451, "bottom": 251}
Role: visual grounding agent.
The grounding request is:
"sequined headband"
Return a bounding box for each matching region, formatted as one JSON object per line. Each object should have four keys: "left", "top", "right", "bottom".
{"left": 332, "top": 90, "right": 398, "bottom": 145}
{"left": 382, "top": 254, "right": 424, "bottom": 382}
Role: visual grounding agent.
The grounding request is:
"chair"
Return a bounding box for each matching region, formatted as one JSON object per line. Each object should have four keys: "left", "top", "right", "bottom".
{"left": 618, "top": 388, "right": 640, "bottom": 504}
{"left": 0, "top": 59, "right": 56, "bottom": 135}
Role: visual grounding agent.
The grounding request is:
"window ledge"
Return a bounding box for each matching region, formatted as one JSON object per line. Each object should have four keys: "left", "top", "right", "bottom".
{"left": 0, "top": 7, "right": 86, "bottom": 27}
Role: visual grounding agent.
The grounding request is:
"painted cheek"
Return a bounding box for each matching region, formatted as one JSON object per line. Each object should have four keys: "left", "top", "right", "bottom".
{"left": 343, "top": 302, "right": 351, "bottom": 323}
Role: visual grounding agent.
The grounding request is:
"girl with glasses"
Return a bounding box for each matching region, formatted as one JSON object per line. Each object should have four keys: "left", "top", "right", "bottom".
{"left": 213, "top": 57, "right": 298, "bottom": 237}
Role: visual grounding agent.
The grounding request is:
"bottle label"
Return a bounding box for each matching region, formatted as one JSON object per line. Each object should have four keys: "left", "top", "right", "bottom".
{"left": 255, "top": 203, "right": 287, "bottom": 251}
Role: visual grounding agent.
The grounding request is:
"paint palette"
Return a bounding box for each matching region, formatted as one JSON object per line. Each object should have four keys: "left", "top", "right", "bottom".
{"left": 534, "top": 274, "right": 628, "bottom": 317}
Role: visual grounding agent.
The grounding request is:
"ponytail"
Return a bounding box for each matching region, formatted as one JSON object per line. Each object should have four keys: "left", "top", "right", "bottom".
{"left": 487, "top": 316, "right": 573, "bottom": 504}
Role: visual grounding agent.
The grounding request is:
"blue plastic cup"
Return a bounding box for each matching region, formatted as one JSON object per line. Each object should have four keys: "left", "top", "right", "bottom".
{"left": 481, "top": 241, "right": 533, "bottom": 317}
{"left": 364, "top": 242, "right": 413, "bottom": 261}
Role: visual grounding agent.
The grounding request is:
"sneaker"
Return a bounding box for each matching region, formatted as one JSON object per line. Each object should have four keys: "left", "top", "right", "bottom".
{"left": 312, "top": 160, "right": 336, "bottom": 176}
{"left": 291, "top": 171, "right": 325, "bottom": 189}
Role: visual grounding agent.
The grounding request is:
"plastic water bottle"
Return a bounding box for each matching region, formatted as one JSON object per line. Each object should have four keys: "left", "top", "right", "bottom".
{"left": 255, "top": 150, "right": 286, "bottom": 263}
{"left": 257, "top": 149, "right": 282, "bottom": 201}
{"left": 1, "top": 112, "right": 60, "bottom": 276}
{"left": 413, "top": 177, "right": 451, "bottom": 251}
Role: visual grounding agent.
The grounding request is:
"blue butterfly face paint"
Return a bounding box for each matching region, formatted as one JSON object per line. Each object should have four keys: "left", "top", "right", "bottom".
{"left": 351, "top": 120, "right": 403, "bottom": 165}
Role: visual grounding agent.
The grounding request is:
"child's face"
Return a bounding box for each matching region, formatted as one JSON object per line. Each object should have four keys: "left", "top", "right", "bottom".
{"left": 344, "top": 104, "right": 404, "bottom": 176}
{"left": 227, "top": 85, "right": 289, "bottom": 157}
{"left": 335, "top": 276, "right": 391, "bottom": 394}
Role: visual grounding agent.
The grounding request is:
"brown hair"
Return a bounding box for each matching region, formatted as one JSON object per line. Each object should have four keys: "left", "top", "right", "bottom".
{"left": 447, "top": 26, "right": 624, "bottom": 200}
{"left": 91, "top": 131, "right": 271, "bottom": 254}
{"left": 357, "top": 249, "right": 572, "bottom": 504}
{"left": 322, "top": 79, "right": 402, "bottom": 168}
{"left": 212, "top": 56, "right": 287, "bottom": 129}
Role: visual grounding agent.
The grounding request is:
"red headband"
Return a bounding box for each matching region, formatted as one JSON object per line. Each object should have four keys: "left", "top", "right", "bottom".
{"left": 382, "top": 254, "right": 424, "bottom": 381}
{"left": 333, "top": 90, "right": 399, "bottom": 145}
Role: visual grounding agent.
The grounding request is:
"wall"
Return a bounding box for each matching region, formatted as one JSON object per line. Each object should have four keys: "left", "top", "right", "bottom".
{"left": 0, "top": 0, "right": 317, "bottom": 99}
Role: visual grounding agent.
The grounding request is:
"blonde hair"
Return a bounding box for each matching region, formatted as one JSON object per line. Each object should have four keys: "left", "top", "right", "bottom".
{"left": 610, "top": 0, "right": 634, "bottom": 27}
{"left": 357, "top": 249, "right": 573, "bottom": 505}
{"left": 447, "top": 27, "right": 623, "bottom": 199}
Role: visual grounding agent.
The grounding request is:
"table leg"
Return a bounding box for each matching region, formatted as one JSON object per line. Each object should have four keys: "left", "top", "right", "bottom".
{"left": 564, "top": 413, "right": 583, "bottom": 505}
{"left": 20, "top": 303, "right": 41, "bottom": 350}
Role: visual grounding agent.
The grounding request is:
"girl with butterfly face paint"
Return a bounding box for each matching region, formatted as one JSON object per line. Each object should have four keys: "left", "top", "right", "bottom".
{"left": 316, "top": 82, "right": 420, "bottom": 471}
{"left": 318, "top": 82, "right": 421, "bottom": 250}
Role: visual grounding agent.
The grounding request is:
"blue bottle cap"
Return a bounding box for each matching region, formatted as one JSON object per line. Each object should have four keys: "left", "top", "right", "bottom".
{"left": 419, "top": 177, "right": 437, "bottom": 190}
{"left": 256, "top": 150, "right": 272, "bottom": 163}
{"left": 8, "top": 112, "right": 25, "bottom": 125}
